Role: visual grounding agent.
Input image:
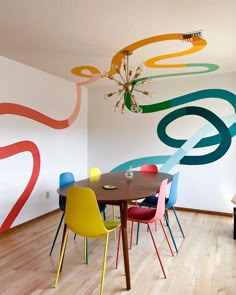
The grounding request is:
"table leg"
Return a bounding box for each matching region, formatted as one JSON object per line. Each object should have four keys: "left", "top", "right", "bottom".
{"left": 120, "top": 201, "right": 131, "bottom": 290}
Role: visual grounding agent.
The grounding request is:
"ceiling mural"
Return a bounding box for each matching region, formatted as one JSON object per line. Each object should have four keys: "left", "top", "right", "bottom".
{"left": 66, "top": 32, "right": 234, "bottom": 173}
{"left": 71, "top": 31, "right": 219, "bottom": 86}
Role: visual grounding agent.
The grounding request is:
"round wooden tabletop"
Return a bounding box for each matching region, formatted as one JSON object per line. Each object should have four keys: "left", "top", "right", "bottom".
{"left": 58, "top": 171, "right": 172, "bottom": 203}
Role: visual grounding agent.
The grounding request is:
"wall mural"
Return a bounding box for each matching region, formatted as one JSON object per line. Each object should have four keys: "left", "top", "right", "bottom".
{"left": 111, "top": 89, "right": 236, "bottom": 172}
{"left": 1, "top": 32, "right": 235, "bottom": 231}
{"left": 71, "top": 32, "right": 236, "bottom": 172}
{"left": 0, "top": 81, "right": 86, "bottom": 232}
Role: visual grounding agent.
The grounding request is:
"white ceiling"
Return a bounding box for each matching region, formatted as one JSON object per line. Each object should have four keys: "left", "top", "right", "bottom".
{"left": 0, "top": 0, "right": 235, "bottom": 88}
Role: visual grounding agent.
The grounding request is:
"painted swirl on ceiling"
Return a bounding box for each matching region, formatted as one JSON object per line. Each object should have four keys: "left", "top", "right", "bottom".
{"left": 71, "top": 32, "right": 235, "bottom": 173}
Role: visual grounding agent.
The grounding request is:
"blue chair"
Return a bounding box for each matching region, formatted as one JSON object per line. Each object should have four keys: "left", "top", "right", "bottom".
{"left": 137, "top": 172, "right": 185, "bottom": 252}
{"left": 49, "top": 172, "right": 75, "bottom": 256}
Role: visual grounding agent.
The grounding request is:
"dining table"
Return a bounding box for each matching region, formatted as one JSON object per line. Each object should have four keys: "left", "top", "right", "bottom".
{"left": 57, "top": 170, "right": 173, "bottom": 290}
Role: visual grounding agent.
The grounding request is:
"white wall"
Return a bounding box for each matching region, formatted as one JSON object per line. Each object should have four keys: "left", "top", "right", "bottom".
{"left": 0, "top": 56, "right": 88, "bottom": 230}
{"left": 88, "top": 72, "right": 236, "bottom": 214}
{"left": 1, "top": 54, "right": 235, "bottom": 232}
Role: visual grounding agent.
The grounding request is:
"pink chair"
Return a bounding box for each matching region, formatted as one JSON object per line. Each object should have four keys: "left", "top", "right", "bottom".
{"left": 116, "top": 178, "right": 174, "bottom": 279}
{"left": 140, "top": 164, "right": 158, "bottom": 173}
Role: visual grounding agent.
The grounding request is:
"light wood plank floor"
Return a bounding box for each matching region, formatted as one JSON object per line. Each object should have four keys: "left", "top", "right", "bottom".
{"left": 0, "top": 207, "right": 235, "bottom": 295}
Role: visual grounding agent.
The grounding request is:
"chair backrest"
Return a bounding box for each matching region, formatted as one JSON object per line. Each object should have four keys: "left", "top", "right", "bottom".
{"left": 65, "top": 187, "right": 107, "bottom": 238}
{"left": 59, "top": 172, "right": 75, "bottom": 210}
{"left": 89, "top": 167, "right": 101, "bottom": 177}
{"left": 165, "top": 172, "right": 180, "bottom": 208}
{"left": 140, "top": 164, "right": 158, "bottom": 173}
{"left": 59, "top": 172, "right": 75, "bottom": 187}
{"left": 150, "top": 178, "right": 168, "bottom": 222}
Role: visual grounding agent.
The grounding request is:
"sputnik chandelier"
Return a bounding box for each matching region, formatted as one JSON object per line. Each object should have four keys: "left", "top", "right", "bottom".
{"left": 104, "top": 50, "right": 152, "bottom": 114}
{"left": 71, "top": 30, "right": 208, "bottom": 114}
{"left": 103, "top": 30, "right": 205, "bottom": 114}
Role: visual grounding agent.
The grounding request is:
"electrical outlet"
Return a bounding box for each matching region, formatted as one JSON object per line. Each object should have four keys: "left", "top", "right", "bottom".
{"left": 46, "top": 191, "right": 50, "bottom": 199}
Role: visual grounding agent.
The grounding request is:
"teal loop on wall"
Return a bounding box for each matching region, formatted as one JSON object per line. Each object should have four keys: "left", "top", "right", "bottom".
{"left": 158, "top": 106, "right": 232, "bottom": 165}
{"left": 112, "top": 88, "right": 236, "bottom": 173}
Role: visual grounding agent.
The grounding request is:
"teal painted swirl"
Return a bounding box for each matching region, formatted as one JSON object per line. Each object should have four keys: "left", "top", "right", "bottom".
{"left": 111, "top": 88, "right": 236, "bottom": 173}
{"left": 133, "top": 63, "right": 220, "bottom": 86}
{"left": 158, "top": 106, "right": 231, "bottom": 165}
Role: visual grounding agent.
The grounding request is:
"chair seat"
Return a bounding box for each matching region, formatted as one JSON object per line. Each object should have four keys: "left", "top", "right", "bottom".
{"left": 128, "top": 206, "right": 156, "bottom": 221}
{"left": 104, "top": 220, "right": 120, "bottom": 231}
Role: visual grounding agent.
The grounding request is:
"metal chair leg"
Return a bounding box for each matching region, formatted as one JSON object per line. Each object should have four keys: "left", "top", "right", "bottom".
{"left": 54, "top": 227, "right": 69, "bottom": 287}
{"left": 147, "top": 223, "right": 167, "bottom": 279}
{"left": 172, "top": 207, "right": 185, "bottom": 238}
{"left": 49, "top": 212, "right": 64, "bottom": 256}
{"left": 84, "top": 237, "right": 88, "bottom": 264}
{"left": 136, "top": 222, "right": 140, "bottom": 245}
{"left": 164, "top": 212, "right": 178, "bottom": 253}
{"left": 100, "top": 234, "right": 109, "bottom": 295}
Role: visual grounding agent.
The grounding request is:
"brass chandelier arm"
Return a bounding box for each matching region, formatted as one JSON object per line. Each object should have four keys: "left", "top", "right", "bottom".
{"left": 116, "top": 93, "right": 125, "bottom": 106}
{"left": 117, "top": 70, "right": 126, "bottom": 84}
{"left": 129, "top": 67, "right": 142, "bottom": 84}
{"left": 113, "top": 92, "right": 126, "bottom": 113}
{"left": 108, "top": 75, "right": 123, "bottom": 85}
{"left": 126, "top": 52, "right": 130, "bottom": 82}
{"left": 133, "top": 88, "right": 150, "bottom": 96}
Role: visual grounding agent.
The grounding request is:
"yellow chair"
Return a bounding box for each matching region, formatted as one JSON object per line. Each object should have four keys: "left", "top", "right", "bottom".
{"left": 74, "top": 168, "right": 107, "bottom": 264}
{"left": 90, "top": 167, "right": 116, "bottom": 236}
{"left": 89, "top": 167, "right": 102, "bottom": 179}
{"left": 54, "top": 187, "right": 120, "bottom": 295}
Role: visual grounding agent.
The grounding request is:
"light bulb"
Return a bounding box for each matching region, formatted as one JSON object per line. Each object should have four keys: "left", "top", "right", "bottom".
{"left": 131, "top": 105, "right": 137, "bottom": 112}
{"left": 102, "top": 71, "right": 108, "bottom": 78}
{"left": 121, "top": 103, "right": 125, "bottom": 114}
{"left": 137, "top": 107, "right": 143, "bottom": 113}
{"left": 108, "top": 75, "right": 114, "bottom": 80}
{"left": 112, "top": 106, "right": 118, "bottom": 112}
{"left": 141, "top": 78, "right": 152, "bottom": 84}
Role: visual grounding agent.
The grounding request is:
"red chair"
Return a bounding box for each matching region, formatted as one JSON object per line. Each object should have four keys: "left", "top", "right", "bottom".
{"left": 116, "top": 178, "right": 174, "bottom": 279}
{"left": 134, "top": 164, "right": 158, "bottom": 209}
{"left": 140, "top": 164, "right": 158, "bottom": 173}
{"left": 133, "top": 164, "right": 158, "bottom": 247}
